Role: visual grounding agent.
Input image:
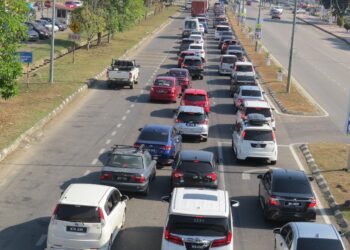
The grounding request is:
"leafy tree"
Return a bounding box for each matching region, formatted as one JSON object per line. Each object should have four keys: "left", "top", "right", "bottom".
{"left": 344, "top": 22, "right": 350, "bottom": 32}
{"left": 0, "top": 0, "right": 29, "bottom": 99}
{"left": 321, "top": 0, "right": 348, "bottom": 16}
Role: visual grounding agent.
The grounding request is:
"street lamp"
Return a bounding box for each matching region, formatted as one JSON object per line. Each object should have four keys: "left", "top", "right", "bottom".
{"left": 286, "top": 0, "right": 297, "bottom": 93}
{"left": 49, "top": 0, "right": 56, "bottom": 84}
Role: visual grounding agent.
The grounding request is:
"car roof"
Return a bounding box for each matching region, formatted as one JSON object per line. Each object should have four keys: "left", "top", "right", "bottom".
{"left": 178, "top": 105, "right": 205, "bottom": 113}
{"left": 291, "top": 222, "right": 340, "bottom": 240}
{"left": 184, "top": 88, "right": 207, "bottom": 95}
{"left": 184, "top": 55, "right": 202, "bottom": 60}
{"left": 236, "top": 61, "right": 253, "bottom": 66}
{"left": 189, "top": 43, "right": 203, "bottom": 47}
{"left": 155, "top": 75, "right": 176, "bottom": 81}
{"left": 170, "top": 188, "right": 229, "bottom": 217}
{"left": 240, "top": 85, "right": 261, "bottom": 91}
{"left": 216, "top": 25, "right": 230, "bottom": 28}
{"left": 179, "top": 150, "right": 214, "bottom": 162}
{"left": 143, "top": 124, "right": 172, "bottom": 132}
{"left": 60, "top": 184, "right": 111, "bottom": 206}
{"left": 243, "top": 100, "right": 270, "bottom": 108}
{"left": 271, "top": 168, "right": 308, "bottom": 181}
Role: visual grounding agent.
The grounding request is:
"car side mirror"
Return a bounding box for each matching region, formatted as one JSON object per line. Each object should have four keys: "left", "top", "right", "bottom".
{"left": 161, "top": 195, "right": 170, "bottom": 202}
{"left": 273, "top": 228, "right": 281, "bottom": 234}
{"left": 230, "top": 199, "right": 240, "bottom": 207}
{"left": 308, "top": 176, "right": 314, "bottom": 181}
{"left": 257, "top": 174, "right": 263, "bottom": 179}
{"left": 121, "top": 195, "right": 129, "bottom": 202}
{"left": 138, "top": 128, "right": 143, "bottom": 131}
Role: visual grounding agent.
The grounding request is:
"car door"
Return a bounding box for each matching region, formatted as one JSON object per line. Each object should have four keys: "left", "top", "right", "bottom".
{"left": 275, "top": 225, "right": 292, "bottom": 250}
{"left": 144, "top": 152, "right": 156, "bottom": 180}
{"left": 260, "top": 172, "right": 272, "bottom": 207}
{"left": 106, "top": 190, "right": 125, "bottom": 236}
{"left": 171, "top": 128, "right": 181, "bottom": 156}
{"left": 175, "top": 79, "right": 182, "bottom": 96}
{"left": 232, "top": 123, "right": 241, "bottom": 148}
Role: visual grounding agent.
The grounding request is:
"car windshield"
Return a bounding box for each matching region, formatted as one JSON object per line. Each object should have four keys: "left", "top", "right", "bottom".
{"left": 198, "top": 17, "right": 206, "bottom": 22}
{"left": 55, "top": 204, "right": 100, "bottom": 223}
{"left": 184, "top": 94, "right": 206, "bottom": 101}
{"left": 273, "top": 176, "right": 313, "bottom": 194}
{"left": 177, "top": 160, "right": 213, "bottom": 172}
{"left": 139, "top": 130, "right": 169, "bottom": 142}
{"left": 244, "top": 130, "right": 273, "bottom": 141}
{"left": 236, "top": 65, "right": 253, "bottom": 72}
{"left": 154, "top": 79, "right": 174, "bottom": 87}
{"left": 236, "top": 75, "right": 255, "bottom": 82}
{"left": 296, "top": 238, "right": 343, "bottom": 250}
{"left": 177, "top": 112, "right": 206, "bottom": 123}
{"left": 217, "top": 26, "right": 230, "bottom": 31}
{"left": 168, "top": 215, "right": 228, "bottom": 237}
{"left": 245, "top": 107, "right": 271, "bottom": 117}
{"left": 109, "top": 155, "right": 143, "bottom": 169}
{"left": 185, "top": 21, "right": 197, "bottom": 30}
{"left": 241, "top": 90, "right": 261, "bottom": 97}
{"left": 184, "top": 58, "right": 202, "bottom": 66}
{"left": 223, "top": 57, "right": 237, "bottom": 64}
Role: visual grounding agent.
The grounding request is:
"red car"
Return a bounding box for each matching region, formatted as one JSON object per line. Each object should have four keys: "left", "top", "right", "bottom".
{"left": 177, "top": 50, "right": 196, "bottom": 68}
{"left": 167, "top": 68, "right": 191, "bottom": 91}
{"left": 180, "top": 88, "right": 210, "bottom": 113}
{"left": 64, "top": 1, "right": 77, "bottom": 8}
{"left": 150, "top": 76, "right": 181, "bottom": 103}
{"left": 221, "top": 40, "right": 239, "bottom": 54}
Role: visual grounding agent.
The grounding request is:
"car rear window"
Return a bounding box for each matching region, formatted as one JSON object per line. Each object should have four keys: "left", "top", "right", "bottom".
{"left": 245, "top": 107, "right": 271, "bottom": 117}
{"left": 190, "top": 45, "right": 202, "bottom": 50}
{"left": 273, "top": 176, "right": 313, "bottom": 194}
{"left": 223, "top": 57, "right": 237, "bottom": 64}
{"left": 184, "top": 94, "right": 206, "bottom": 101}
{"left": 228, "top": 45, "right": 242, "bottom": 51}
{"left": 154, "top": 79, "right": 174, "bottom": 87}
{"left": 109, "top": 155, "right": 143, "bottom": 169}
{"left": 236, "top": 65, "right": 253, "bottom": 72}
{"left": 222, "top": 31, "right": 233, "bottom": 36}
{"left": 183, "top": 58, "right": 202, "bottom": 66}
{"left": 167, "top": 215, "right": 228, "bottom": 237}
{"left": 198, "top": 17, "right": 206, "bottom": 23}
{"left": 241, "top": 90, "right": 261, "bottom": 97}
{"left": 180, "top": 52, "right": 195, "bottom": 58}
{"left": 182, "top": 39, "right": 195, "bottom": 45}
{"left": 296, "top": 238, "right": 343, "bottom": 250}
{"left": 139, "top": 130, "right": 169, "bottom": 142}
{"left": 228, "top": 51, "right": 243, "bottom": 57}
{"left": 55, "top": 204, "right": 100, "bottom": 223}
{"left": 177, "top": 160, "right": 213, "bottom": 172}
{"left": 185, "top": 20, "right": 197, "bottom": 30}
{"left": 177, "top": 112, "right": 206, "bottom": 123}
{"left": 244, "top": 130, "right": 273, "bottom": 141}
{"left": 217, "top": 26, "right": 230, "bottom": 32}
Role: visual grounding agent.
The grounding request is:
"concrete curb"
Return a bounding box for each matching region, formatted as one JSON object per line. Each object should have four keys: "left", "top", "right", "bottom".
{"left": 297, "top": 17, "right": 350, "bottom": 46}
{"left": 299, "top": 144, "right": 350, "bottom": 241}
{"left": 0, "top": 9, "right": 180, "bottom": 163}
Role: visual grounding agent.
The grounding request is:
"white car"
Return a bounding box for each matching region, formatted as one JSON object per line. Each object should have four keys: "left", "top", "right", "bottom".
{"left": 218, "top": 55, "right": 237, "bottom": 75}
{"left": 161, "top": 187, "right": 239, "bottom": 250}
{"left": 47, "top": 184, "right": 128, "bottom": 250}
{"left": 233, "top": 85, "right": 265, "bottom": 109}
{"left": 189, "top": 34, "right": 204, "bottom": 45}
{"left": 188, "top": 43, "right": 205, "bottom": 60}
{"left": 232, "top": 113, "right": 277, "bottom": 164}
{"left": 73, "top": 1, "right": 83, "bottom": 7}
{"left": 231, "top": 61, "right": 255, "bottom": 77}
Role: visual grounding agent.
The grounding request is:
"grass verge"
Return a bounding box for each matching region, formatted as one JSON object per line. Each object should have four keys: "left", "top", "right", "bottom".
{"left": 308, "top": 143, "right": 350, "bottom": 221}
{"left": 227, "top": 10, "right": 318, "bottom": 114}
{"left": 0, "top": 6, "right": 180, "bottom": 149}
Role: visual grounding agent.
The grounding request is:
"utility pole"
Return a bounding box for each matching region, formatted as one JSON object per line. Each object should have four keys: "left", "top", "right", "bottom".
{"left": 49, "top": 0, "right": 56, "bottom": 84}
{"left": 237, "top": 0, "right": 241, "bottom": 25}
{"left": 286, "top": 0, "right": 297, "bottom": 93}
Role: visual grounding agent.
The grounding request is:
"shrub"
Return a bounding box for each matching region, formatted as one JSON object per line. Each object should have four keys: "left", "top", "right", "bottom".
{"left": 344, "top": 22, "right": 350, "bottom": 32}
{"left": 337, "top": 16, "right": 345, "bottom": 27}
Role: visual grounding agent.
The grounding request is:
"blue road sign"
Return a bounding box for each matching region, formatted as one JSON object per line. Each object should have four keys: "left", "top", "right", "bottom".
{"left": 19, "top": 52, "right": 33, "bottom": 64}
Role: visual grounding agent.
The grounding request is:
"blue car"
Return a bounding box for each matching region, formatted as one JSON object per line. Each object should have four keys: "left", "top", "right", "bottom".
{"left": 134, "top": 124, "right": 182, "bottom": 166}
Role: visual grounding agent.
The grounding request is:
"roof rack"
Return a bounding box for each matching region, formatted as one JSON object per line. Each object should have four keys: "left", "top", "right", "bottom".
{"left": 111, "top": 144, "right": 145, "bottom": 153}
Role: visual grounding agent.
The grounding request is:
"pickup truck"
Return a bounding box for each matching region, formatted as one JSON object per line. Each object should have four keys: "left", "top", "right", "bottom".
{"left": 107, "top": 59, "right": 140, "bottom": 89}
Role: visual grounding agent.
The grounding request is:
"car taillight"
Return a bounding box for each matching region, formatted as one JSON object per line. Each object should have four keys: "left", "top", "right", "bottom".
{"left": 52, "top": 204, "right": 59, "bottom": 217}
{"left": 182, "top": 64, "right": 187, "bottom": 68}
{"left": 241, "top": 113, "right": 246, "bottom": 119}
{"left": 200, "top": 119, "right": 208, "bottom": 125}
{"left": 175, "top": 119, "right": 182, "bottom": 123}
{"left": 206, "top": 172, "right": 217, "bottom": 181}
{"left": 98, "top": 207, "right": 105, "bottom": 225}
{"left": 241, "top": 131, "right": 246, "bottom": 139}
{"left": 162, "top": 145, "right": 172, "bottom": 150}
{"left": 201, "top": 50, "right": 204, "bottom": 53}
{"left": 308, "top": 197, "right": 316, "bottom": 208}
{"left": 131, "top": 175, "right": 145, "bottom": 183}
{"left": 272, "top": 131, "right": 276, "bottom": 140}
{"left": 238, "top": 98, "right": 244, "bottom": 104}
{"left": 100, "top": 172, "right": 113, "bottom": 180}
{"left": 134, "top": 143, "right": 141, "bottom": 148}
{"left": 165, "top": 227, "right": 183, "bottom": 245}
{"left": 173, "top": 170, "right": 184, "bottom": 179}
{"left": 269, "top": 197, "right": 279, "bottom": 206}
{"left": 212, "top": 231, "right": 232, "bottom": 247}
{"left": 151, "top": 87, "right": 154, "bottom": 91}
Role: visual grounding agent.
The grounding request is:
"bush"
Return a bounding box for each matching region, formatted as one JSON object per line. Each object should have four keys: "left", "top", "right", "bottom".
{"left": 344, "top": 22, "right": 350, "bottom": 32}
{"left": 337, "top": 16, "right": 345, "bottom": 27}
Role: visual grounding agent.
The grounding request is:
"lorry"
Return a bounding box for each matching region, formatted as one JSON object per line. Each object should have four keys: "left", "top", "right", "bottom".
{"left": 191, "top": 0, "right": 208, "bottom": 16}
{"left": 107, "top": 59, "right": 140, "bottom": 89}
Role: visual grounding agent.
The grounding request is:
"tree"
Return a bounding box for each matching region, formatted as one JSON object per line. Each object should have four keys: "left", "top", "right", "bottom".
{"left": 0, "top": 0, "right": 28, "bottom": 99}
{"left": 344, "top": 22, "right": 350, "bottom": 32}
{"left": 321, "top": 0, "right": 348, "bottom": 16}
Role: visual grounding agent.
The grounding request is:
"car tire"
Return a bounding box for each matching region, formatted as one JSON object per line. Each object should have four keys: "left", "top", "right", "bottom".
{"left": 270, "top": 160, "right": 277, "bottom": 165}
{"left": 203, "top": 137, "right": 208, "bottom": 142}
{"left": 142, "top": 184, "right": 150, "bottom": 196}
{"left": 130, "top": 81, "right": 134, "bottom": 89}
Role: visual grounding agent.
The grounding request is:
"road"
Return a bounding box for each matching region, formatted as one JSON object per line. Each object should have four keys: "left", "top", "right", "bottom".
{"left": 0, "top": 4, "right": 346, "bottom": 250}
{"left": 244, "top": 3, "right": 350, "bottom": 135}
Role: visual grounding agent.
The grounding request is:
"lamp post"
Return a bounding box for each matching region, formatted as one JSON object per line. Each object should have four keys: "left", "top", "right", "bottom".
{"left": 286, "top": 0, "right": 297, "bottom": 93}
{"left": 49, "top": 0, "right": 56, "bottom": 84}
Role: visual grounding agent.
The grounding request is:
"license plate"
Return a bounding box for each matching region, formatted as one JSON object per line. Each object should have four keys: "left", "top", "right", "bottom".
{"left": 158, "top": 90, "right": 166, "bottom": 93}
{"left": 148, "top": 149, "right": 156, "bottom": 153}
{"left": 287, "top": 202, "right": 301, "bottom": 206}
{"left": 186, "top": 123, "right": 196, "bottom": 127}
{"left": 66, "top": 226, "right": 87, "bottom": 233}
{"left": 116, "top": 176, "right": 128, "bottom": 181}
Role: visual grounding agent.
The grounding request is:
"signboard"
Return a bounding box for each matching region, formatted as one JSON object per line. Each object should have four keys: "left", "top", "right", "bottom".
{"left": 69, "top": 20, "right": 81, "bottom": 33}
{"left": 69, "top": 33, "right": 81, "bottom": 41}
{"left": 19, "top": 51, "right": 33, "bottom": 64}
{"left": 255, "top": 27, "right": 262, "bottom": 39}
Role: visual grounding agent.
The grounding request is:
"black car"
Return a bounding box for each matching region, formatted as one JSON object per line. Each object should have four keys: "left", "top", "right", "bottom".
{"left": 179, "top": 38, "right": 195, "bottom": 54}
{"left": 230, "top": 73, "right": 257, "bottom": 95}
{"left": 171, "top": 150, "right": 218, "bottom": 189}
{"left": 41, "top": 17, "right": 67, "bottom": 31}
{"left": 99, "top": 145, "right": 157, "bottom": 195}
{"left": 257, "top": 168, "right": 317, "bottom": 222}
{"left": 182, "top": 56, "right": 204, "bottom": 80}
{"left": 25, "top": 21, "right": 50, "bottom": 39}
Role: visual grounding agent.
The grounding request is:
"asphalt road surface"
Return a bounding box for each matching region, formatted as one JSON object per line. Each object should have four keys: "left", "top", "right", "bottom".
{"left": 0, "top": 4, "right": 347, "bottom": 250}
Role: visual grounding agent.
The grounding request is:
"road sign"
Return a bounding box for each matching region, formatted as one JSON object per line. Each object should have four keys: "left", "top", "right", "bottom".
{"left": 255, "top": 27, "right": 262, "bottom": 40}
{"left": 19, "top": 51, "right": 33, "bottom": 64}
{"left": 69, "top": 20, "right": 81, "bottom": 33}
{"left": 69, "top": 33, "right": 81, "bottom": 41}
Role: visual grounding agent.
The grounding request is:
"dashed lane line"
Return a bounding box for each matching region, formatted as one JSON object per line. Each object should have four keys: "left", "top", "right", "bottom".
{"left": 106, "top": 139, "right": 111, "bottom": 145}
{"left": 99, "top": 148, "right": 105, "bottom": 155}
{"left": 35, "top": 234, "right": 47, "bottom": 247}
{"left": 122, "top": 116, "right": 127, "bottom": 121}
{"left": 111, "top": 131, "right": 117, "bottom": 136}
{"left": 91, "top": 158, "right": 98, "bottom": 165}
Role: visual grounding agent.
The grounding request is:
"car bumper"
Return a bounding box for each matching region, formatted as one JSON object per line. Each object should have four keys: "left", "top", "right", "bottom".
{"left": 266, "top": 207, "right": 316, "bottom": 221}
{"left": 175, "top": 125, "right": 208, "bottom": 138}
{"left": 172, "top": 181, "right": 218, "bottom": 189}
{"left": 150, "top": 93, "right": 177, "bottom": 102}
{"left": 100, "top": 180, "right": 149, "bottom": 193}
{"left": 239, "top": 150, "right": 277, "bottom": 161}
{"left": 219, "top": 68, "right": 232, "bottom": 75}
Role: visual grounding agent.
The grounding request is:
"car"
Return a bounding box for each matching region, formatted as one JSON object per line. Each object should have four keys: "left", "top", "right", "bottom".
{"left": 218, "top": 55, "right": 238, "bottom": 75}
{"left": 41, "top": 17, "right": 67, "bottom": 31}
{"left": 197, "top": 17, "right": 209, "bottom": 33}
{"left": 171, "top": 150, "right": 218, "bottom": 188}
{"left": 64, "top": 1, "right": 77, "bottom": 8}
{"left": 35, "top": 19, "right": 59, "bottom": 32}
{"left": 150, "top": 76, "right": 181, "bottom": 103}
{"left": 107, "top": 59, "right": 140, "bottom": 89}
{"left": 198, "top": 23, "right": 205, "bottom": 34}
{"left": 232, "top": 113, "right": 278, "bottom": 164}
{"left": 213, "top": 15, "right": 227, "bottom": 28}
{"left": 189, "top": 34, "right": 204, "bottom": 45}
{"left": 218, "top": 35, "right": 235, "bottom": 49}
{"left": 273, "top": 222, "right": 346, "bottom": 250}
{"left": 271, "top": 11, "right": 282, "bottom": 19}
{"left": 167, "top": 68, "right": 191, "bottom": 91}
{"left": 258, "top": 168, "right": 317, "bottom": 221}
{"left": 177, "top": 50, "right": 196, "bottom": 67}
{"left": 181, "top": 88, "right": 210, "bottom": 113}
{"left": 26, "top": 27, "right": 39, "bottom": 41}
{"left": 174, "top": 106, "right": 209, "bottom": 141}
{"left": 99, "top": 145, "right": 157, "bottom": 195}
{"left": 236, "top": 100, "right": 276, "bottom": 129}
{"left": 215, "top": 25, "right": 231, "bottom": 40}
{"left": 160, "top": 188, "right": 239, "bottom": 250}
{"left": 134, "top": 124, "right": 182, "bottom": 166}
{"left": 181, "top": 55, "right": 204, "bottom": 80}
{"left": 179, "top": 38, "right": 195, "bottom": 53}
{"left": 231, "top": 61, "right": 255, "bottom": 77}
{"left": 47, "top": 183, "right": 128, "bottom": 250}
{"left": 226, "top": 50, "right": 245, "bottom": 61}
{"left": 185, "top": 0, "right": 192, "bottom": 9}
{"left": 270, "top": 5, "right": 283, "bottom": 15}
{"left": 221, "top": 39, "right": 239, "bottom": 54}
{"left": 25, "top": 21, "right": 50, "bottom": 39}
{"left": 233, "top": 85, "right": 265, "bottom": 109}
{"left": 183, "top": 18, "right": 200, "bottom": 38}
{"left": 188, "top": 43, "right": 205, "bottom": 60}
{"left": 230, "top": 72, "right": 257, "bottom": 96}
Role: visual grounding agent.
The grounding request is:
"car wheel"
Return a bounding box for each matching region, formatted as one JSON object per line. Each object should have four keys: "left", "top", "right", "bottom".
{"left": 203, "top": 137, "right": 208, "bottom": 142}
{"left": 270, "top": 160, "right": 277, "bottom": 165}
{"left": 231, "top": 139, "right": 235, "bottom": 152}
{"left": 263, "top": 206, "right": 271, "bottom": 222}
{"left": 142, "top": 184, "right": 150, "bottom": 196}
{"left": 130, "top": 81, "right": 134, "bottom": 89}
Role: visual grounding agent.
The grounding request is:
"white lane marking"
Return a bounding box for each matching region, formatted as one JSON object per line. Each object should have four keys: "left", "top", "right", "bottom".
{"left": 242, "top": 168, "right": 270, "bottom": 180}
{"left": 91, "top": 158, "right": 98, "bottom": 165}
{"left": 126, "top": 109, "right": 131, "bottom": 114}
{"left": 111, "top": 131, "right": 117, "bottom": 136}
{"left": 106, "top": 139, "right": 111, "bottom": 145}
{"left": 83, "top": 170, "right": 91, "bottom": 176}
{"left": 117, "top": 123, "right": 122, "bottom": 128}
{"left": 130, "top": 104, "right": 135, "bottom": 108}
{"left": 217, "top": 142, "right": 226, "bottom": 190}
{"left": 122, "top": 116, "right": 127, "bottom": 121}
{"left": 289, "top": 144, "right": 331, "bottom": 224}
{"left": 35, "top": 234, "right": 47, "bottom": 247}
{"left": 99, "top": 148, "right": 105, "bottom": 154}
{"left": 278, "top": 144, "right": 290, "bottom": 147}
{"left": 140, "top": 89, "right": 144, "bottom": 94}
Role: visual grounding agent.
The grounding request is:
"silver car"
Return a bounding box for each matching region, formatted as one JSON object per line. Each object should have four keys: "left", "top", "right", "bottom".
{"left": 174, "top": 105, "right": 209, "bottom": 142}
